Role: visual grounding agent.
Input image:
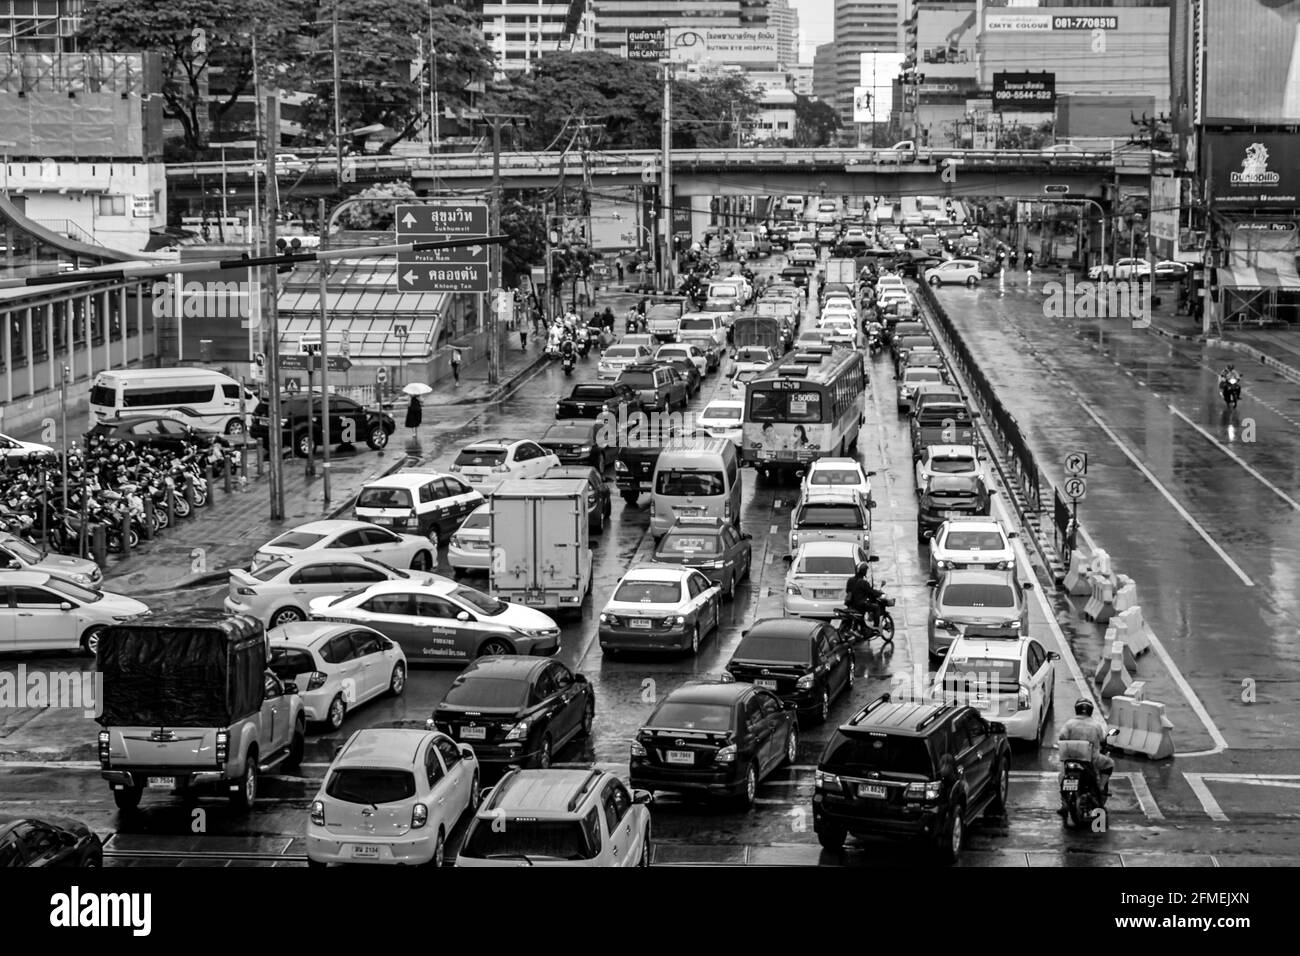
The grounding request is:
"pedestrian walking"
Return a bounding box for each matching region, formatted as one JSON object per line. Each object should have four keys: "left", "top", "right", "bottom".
{"left": 450, "top": 347, "right": 462, "bottom": 386}
{"left": 405, "top": 395, "right": 423, "bottom": 430}
{"left": 520, "top": 326, "right": 528, "bottom": 350}
{"left": 616, "top": 260, "right": 624, "bottom": 284}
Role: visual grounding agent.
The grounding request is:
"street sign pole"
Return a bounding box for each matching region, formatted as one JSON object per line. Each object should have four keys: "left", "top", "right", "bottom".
{"left": 317, "top": 197, "right": 332, "bottom": 503}
{"left": 264, "top": 92, "right": 285, "bottom": 522}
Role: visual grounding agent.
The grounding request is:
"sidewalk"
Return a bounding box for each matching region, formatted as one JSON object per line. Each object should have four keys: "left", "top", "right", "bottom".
{"left": 100, "top": 341, "right": 552, "bottom": 597}
{"left": 1143, "top": 299, "right": 1300, "bottom": 386}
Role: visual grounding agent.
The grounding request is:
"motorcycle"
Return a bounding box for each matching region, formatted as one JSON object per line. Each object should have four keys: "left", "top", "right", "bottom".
{"left": 1059, "top": 730, "right": 1120, "bottom": 828}
{"left": 867, "top": 327, "right": 883, "bottom": 357}
{"left": 1220, "top": 374, "right": 1241, "bottom": 409}
{"left": 561, "top": 349, "right": 576, "bottom": 375}
{"left": 832, "top": 581, "right": 896, "bottom": 647}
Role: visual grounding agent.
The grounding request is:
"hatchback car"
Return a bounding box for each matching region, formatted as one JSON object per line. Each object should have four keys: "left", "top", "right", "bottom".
{"left": 308, "top": 578, "right": 561, "bottom": 661}
{"left": 598, "top": 345, "right": 653, "bottom": 381}
{"left": 788, "top": 488, "right": 873, "bottom": 552}
{"left": 812, "top": 695, "right": 1011, "bottom": 862}
{"left": 0, "top": 532, "right": 102, "bottom": 589}
{"left": 782, "top": 541, "right": 869, "bottom": 619}
{"left": 447, "top": 504, "right": 492, "bottom": 574}
{"left": 925, "top": 259, "right": 981, "bottom": 287}
{"left": 598, "top": 565, "right": 722, "bottom": 655}
{"left": 650, "top": 517, "right": 752, "bottom": 599}
{"left": 932, "top": 635, "right": 1058, "bottom": 744}
{"left": 0, "top": 814, "right": 103, "bottom": 867}
{"left": 929, "top": 518, "right": 1016, "bottom": 578}
{"left": 457, "top": 768, "right": 652, "bottom": 867}
{"left": 0, "top": 571, "right": 147, "bottom": 655}
{"left": 927, "top": 569, "right": 1034, "bottom": 660}
{"left": 696, "top": 400, "right": 744, "bottom": 446}
{"left": 429, "top": 657, "right": 594, "bottom": 772}
{"left": 450, "top": 438, "right": 560, "bottom": 484}
{"left": 252, "top": 519, "right": 436, "bottom": 573}
{"left": 915, "top": 443, "right": 981, "bottom": 492}
{"left": 724, "top": 617, "right": 855, "bottom": 723}
{"left": 225, "top": 552, "right": 439, "bottom": 628}
{"left": 631, "top": 680, "right": 798, "bottom": 807}
{"left": 268, "top": 622, "right": 407, "bottom": 730}
{"left": 307, "top": 728, "right": 480, "bottom": 868}
{"left": 87, "top": 416, "right": 224, "bottom": 456}
{"left": 918, "top": 473, "right": 993, "bottom": 540}
{"left": 801, "top": 458, "right": 874, "bottom": 506}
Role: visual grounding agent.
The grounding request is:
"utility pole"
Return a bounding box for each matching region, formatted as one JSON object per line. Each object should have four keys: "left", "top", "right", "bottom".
{"left": 265, "top": 93, "right": 286, "bottom": 522}
{"left": 332, "top": 1, "right": 344, "bottom": 180}
{"left": 479, "top": 111, "right": 527, "bottom": 385}
{"left": 317, "top": 197, "right": 332, "bottom": 505}
{"left": 661, "top": 60, "right": 673, "bottom": 292}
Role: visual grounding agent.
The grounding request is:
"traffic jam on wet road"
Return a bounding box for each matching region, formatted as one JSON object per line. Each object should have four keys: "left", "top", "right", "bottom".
{"left": 2, "top": 194, "right": 1297, "bottom": 879}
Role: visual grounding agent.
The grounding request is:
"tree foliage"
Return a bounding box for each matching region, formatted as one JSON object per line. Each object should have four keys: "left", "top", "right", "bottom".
{"left": 80, "top": 0, "right": 309, "bottom": 154}
{"left": 335, "top": 180, "right": 417, "bottom": 230}
{"left": 499, "top": 197, "right": 546, "bottom": 288}
{"left": 291, "top": 0, "right": 493, "bottom": 154}
{"left": 790, "top": 96, "right": 840, "bottom": 147}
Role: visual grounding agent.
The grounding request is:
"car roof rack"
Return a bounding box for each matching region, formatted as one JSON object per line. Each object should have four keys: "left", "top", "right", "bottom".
{"left": 567, "top": 768, "right": 605, "bottom": 812}
{"left": 847, "top": 692, "right": 893, "bottom": 726}
{"left": 483, "top": 768, "right": 520, "bottom": 812}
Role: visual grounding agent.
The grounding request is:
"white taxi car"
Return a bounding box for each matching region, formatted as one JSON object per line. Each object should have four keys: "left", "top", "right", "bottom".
{"left": 268, "top": 622, "right": 407, "bottom": 730}
{"left": 801, "top": 457, "right": 874, "bottom": 506}
{"left": 447, "top": 504, "right": 492, "bottom": 574}
{"left": 450, "top": 438, "right": 560, "bottom": 484}
{"left": 252, "top": 519, "right": 436, "bottom": 573}
{"left": 818, "top": 315, "right": 860, "bottom": 348}
{"left": 655, "top": 343, "right": 708, "bottom": 377}
{"left": 696, "top": 401, "right": 744, "bottom": 446}
{"left": 783, "top": 541, "right": 869, "bottom": 618}
{"left": 0, "top": 571, "right": 147, "bottom": 655}
{"left": 929, "top": 517, "right": 1017, "bottom": 578}
{"left": 931, "top": 634, "right": 1058, "bottom": 743}
{"left": 307, "top": 728, "right": 480, "bottom": 867}
{"left": 598, "top": 344, "right": 653, "bottom": 381}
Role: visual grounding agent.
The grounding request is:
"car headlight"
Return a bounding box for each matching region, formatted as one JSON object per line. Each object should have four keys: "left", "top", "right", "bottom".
{"left": 577, "top": 445, "right": 592, "bottom": 453}
{"left": 934, "top": 618, "right": 949, "bottom": 628}
{"left": 630, "top": 739, "right": 647, "bottom": 757}
{"left": 715, "top": 744, "right": 738, "bottom": 764}
{"left": 795, "top": 673, "right": 815, "bottom": 690}
{"left": 720, "top": 670, "right": 736, "bottom": 683}
{"left": 511, "top": 627, "right": 549, "bottom": 640}
{"left": 1002, "top": 620, "right": 1021, "bottom": 629}
{"left": 503, "top": 718, "right": 531, "bottom": 741}
{"left": 786, "top": 584, "right": 802, "bottom": 596}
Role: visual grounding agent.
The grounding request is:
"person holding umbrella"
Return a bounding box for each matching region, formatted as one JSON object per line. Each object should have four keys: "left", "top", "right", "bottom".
{"left": 402, "top": 382, "right": 432, "bottom": 432}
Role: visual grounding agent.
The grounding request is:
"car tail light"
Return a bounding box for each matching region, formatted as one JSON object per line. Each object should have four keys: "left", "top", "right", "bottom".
{"left": 215, "top": 730, "right": 229, "bottom": 765}
{"left": 307, "top": 671, "right": 327, "bottom": 691}
{"left": 1017, "top": 689, "right": 1030, "bottom": 710}
{"left": 492, "top": 465, "right": 510, "bottom": 473}
{"left": 310, "top": 800, "right": 325, "bottom": 826}
{"left": 449, "top": 464, "right": 462, "bottom": 473}
{"left": 934, "top": 618, "right": 949, "bottom": 629}
{"left": 411, "top": 803, "right": 428, "bottom": 829}
{"left": 814, "top": 769, "right": 841, "bottom": 791}
{"left": 720, "top": 669, "right": 736, "bottom": 683}
{"left": 786, "top": 584, "right": 802, "bottom": 596}
{"left": 715, "top": 744, "right": 737, "bottom": 764}
{"left": 600, "top": 612, "right": 620, "bottom": 626}
{"left": 906, "top": 780, "right": 943, "bottom": 801}
{"left": 236, "top": 586, "right": 257, "bottom": 596}
{"left": 615, "top": 461, "right": 628, "bottom": 473}
{"left": 98, "top": 730, "right": 110, "bottom": 767}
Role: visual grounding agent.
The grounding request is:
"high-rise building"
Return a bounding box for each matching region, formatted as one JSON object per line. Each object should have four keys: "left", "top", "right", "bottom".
{"left": 480, "top": 0, "right": 597, "bottom": 72}
{"left": 0, "top": 0, "right": 84, "bottom": 54}
{"left": 834, "top": 0, "right": 903, "bottom": 126}
{"left": 812, "top": 41, "right": 837, "bottom": 104}
{"left": 789, "top": 62, "right": 814, "bottom": 97}
{"left": 766, "top": 0, "right": 800, "bottom": 66}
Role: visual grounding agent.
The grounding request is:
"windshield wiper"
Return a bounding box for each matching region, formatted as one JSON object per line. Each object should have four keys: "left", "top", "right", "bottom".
{"left": 488, "top": 853, "right": 536, "bottom": 865}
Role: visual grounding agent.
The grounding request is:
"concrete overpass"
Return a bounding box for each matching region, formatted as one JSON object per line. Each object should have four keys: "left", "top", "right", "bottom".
{"left": 165, "top": 146, "right": 1143, "bottom": 207}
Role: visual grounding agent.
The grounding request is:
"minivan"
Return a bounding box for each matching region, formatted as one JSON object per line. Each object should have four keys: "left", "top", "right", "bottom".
{"left": 650, "top": 438, "right": 742, "bottom": 536}
{"left": 89, "top": 368, "right": 256, "bottom": 436}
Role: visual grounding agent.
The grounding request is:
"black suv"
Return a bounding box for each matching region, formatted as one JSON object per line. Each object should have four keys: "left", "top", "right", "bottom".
{"left": 812, "top": 694, "right": 1011, "bottom": 862}
{"left": 250, "top": 394, "right": 395, "bottom": 458}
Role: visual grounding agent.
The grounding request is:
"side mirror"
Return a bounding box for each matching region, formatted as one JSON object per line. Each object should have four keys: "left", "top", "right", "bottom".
{"left": 781, "top": 553, "right": 793, "bottom": 563}
{"left": 740, "top": 532, "right": 752, "bottom": 540}
{"left": 456, "top": 610, "right": 471, "bottom": 622}
{"left": 334, "top": 745, "right": 345, "bottom": 758}
{"left": 1021, "top": 582, "right": 1034, "bottom": 591}
{"left": 480, "top": 786, "right": 496, "bottom": 803}
{"left": 926, "top": 578, "right": 939, "bottom": 587}
{"left": 988, "top": 721, "right": 1007, "bottom": 735}
{"left": 867, "top": 500, "right": 877, "bottom": 509}
{"left": 1047, "top": 651, "right": 1061, "bottom": 662}
{"left": 867, "top": 555, "right": 881, "bottom": 563}
{"left": 632, "top": 789, "right": 654, "bottom": 806}
{"left": 282, "top": 681, "right": 299, "bottom": 696}
{"left": 425, "top": 718, "right": 436, "bottom": 731}
{"left": 60, "top": 602, "right": 74, "bottom": 611}
{"left": 460, "top": 744, "right": 475, "bottom": 760}
{"left": 865, "top": 471, "right": 877, "bottom": 477}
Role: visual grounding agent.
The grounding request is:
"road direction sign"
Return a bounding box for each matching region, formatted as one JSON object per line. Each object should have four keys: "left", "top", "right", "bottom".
{"left": 1063, "top": 451, "right": 1088, "bottom": 476}
{"left": 376, "top": 367, "right": 389, "bottom": 385}
{"left": 393, "top": 323, "right": 409, "bottom": 339}
{"left": 1064, "top": 476, "right": 1087, "bottom": 501}
{"left": 279, "top": 353, "right": 351, "bottom": 372}
{"left": 396, "top": 201, "right": 490, "bottom": 293}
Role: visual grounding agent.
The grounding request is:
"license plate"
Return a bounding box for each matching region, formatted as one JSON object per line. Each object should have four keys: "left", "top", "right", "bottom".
{"left": 943, "top": 510, "right": 964, "bottom": 517}
{"left": 525, "top": 593, "right": 547, "bottom": 605}
{"left": 813, "top": 589, "right": 838, "bottom": 599}
{"left": 631, "top": 619, "right": 652, "bottom": 629}
{"left": 374, "top": 516, "right": 394, "bottom": 526}
{"left": 1062, "top": 779, "right": 1079, "bottom": 792}
{"left": 467, "top": 475, "right": 483, "bottom": 482}
{"left": 858, "top": 783, "right": 887, "bottom": 799}
{"left": 469, "top": 541, "right": 489, "bottom": 550}
{"left": 666, "top": 750, "right": 694, "bottom": 765}
{"left": 147, "top": 776, "right": 175, "bottom": 790}
{"left": 351, "top": 844, "right": 380, "bottom": 859}
{"left": 677, "top": 507, "right": 703, "bottom": 516}
{"left": 460, "top": 726, "right": 486, "bottom": 740}
{"left": 755, "top": 679, "right": 778, "bottom": 690}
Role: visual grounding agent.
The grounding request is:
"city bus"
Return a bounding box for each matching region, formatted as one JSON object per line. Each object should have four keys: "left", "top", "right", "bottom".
{"left": 741, "top": 347, "right": 866, "bottom": 480}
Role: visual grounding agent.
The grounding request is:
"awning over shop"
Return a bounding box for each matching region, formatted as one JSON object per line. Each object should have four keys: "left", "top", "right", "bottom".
{"left": 1219, "top": 252, "right": 1300, "bottom": 292}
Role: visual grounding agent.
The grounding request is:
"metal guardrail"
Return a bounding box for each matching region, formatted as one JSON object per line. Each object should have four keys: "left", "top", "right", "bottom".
{"left": 165, "top": 147, "right": 1117, "bottom": 179}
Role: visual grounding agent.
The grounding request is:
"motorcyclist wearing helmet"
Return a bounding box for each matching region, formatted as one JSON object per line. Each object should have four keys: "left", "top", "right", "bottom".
{"left": 1219, "top": 364, "right": 1239, "bottom": 386}
{"left": 844, "top": 561, "right": 885, "bottom": 631}
{"left": 1057, "top": 698, "right": 1114, "bottom": 814}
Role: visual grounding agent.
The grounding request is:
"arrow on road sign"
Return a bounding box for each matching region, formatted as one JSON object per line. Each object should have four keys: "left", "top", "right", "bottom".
{"left": 1064, "top": 477, "right": 1087, "bottom": 501}
{"left": 1063, "top": 451, "right": 1088, "bottom": 476}
{"left": 404, "top": 269, "right": 417, "bottom": 284}
{"left": 466, "top": 245, "right": 483, "bottom": 257}
{"left": 402, "top": 212, "right": 417, "bottom": 228}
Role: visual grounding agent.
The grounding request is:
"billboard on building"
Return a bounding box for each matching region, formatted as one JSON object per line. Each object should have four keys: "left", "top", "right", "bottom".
{"left": 916, "top": 7, "right": 979, "bottom": 80}
{"left": 979, "top": 6, "right": 1169, "bottom": 109}
{"left": 860, "top": 52, "right": 906, "bottom": 125}
{"left": 1149, "top": 175, "right": 1180, "bottom": 245}
{"left": 668, "top": 28, "right": 779, "bottom": 66}
{"left": 853, "top": 86, "right": 875, "bottom": 124}
{"left": 1208, "top": 133, "right": 1300, "bottom": 209}
{"left": 1203, "top": 0, "right": 1300, "bottom": 124}
{"left": 993, "top": 72, "right": 1055, "bottom": 112}
{"left": 626, "top": 28, "right": 666, "bottom": 61}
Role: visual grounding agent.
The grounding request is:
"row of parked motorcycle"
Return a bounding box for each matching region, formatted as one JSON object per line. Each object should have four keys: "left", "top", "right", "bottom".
{"left": 0, "top": 437, "right": 232, "bottom": 556}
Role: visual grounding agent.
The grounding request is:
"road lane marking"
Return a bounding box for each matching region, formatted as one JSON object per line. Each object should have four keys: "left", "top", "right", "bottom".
{"left": 769, "top": 524, "right": 779, "bottom": 534}
{"left": 1183, "top": 773, "right": 1229, "bottom": 821}
{"left": 1075, "top": 397, "right": 1255, "bottom": 587}
{"left": 1169, "top": 404, "right": 1300, "bottom": 510}
{"left": 1125, "top": 772, "right": 1165, "bottom": 821}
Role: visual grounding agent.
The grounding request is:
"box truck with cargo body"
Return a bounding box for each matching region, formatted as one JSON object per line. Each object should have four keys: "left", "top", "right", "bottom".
{"left": 488, "top": 479, "right": 593, "bottom": 614}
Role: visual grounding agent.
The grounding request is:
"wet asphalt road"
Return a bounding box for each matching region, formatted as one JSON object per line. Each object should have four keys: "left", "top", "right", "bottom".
{"left": 4, "top": 251, "right": 1300, "bottom": 866}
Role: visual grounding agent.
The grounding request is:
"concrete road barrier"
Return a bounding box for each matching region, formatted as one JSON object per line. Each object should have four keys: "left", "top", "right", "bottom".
{"left": 1109, "top": 682, "right": 1175, "bottom": 760}
{"left": 1083, "top": 573, "right": 1116, "bottom": 623}
{"left": 1063, "top": 550, "right": 1093, "bottom": 595}
{"left": 1095, "top": 639, "right": 1134, "bottom": 699}
{"left": 1112, "top": 575, "right": 1138, "bottom": 613}
{"left": 1110, "top": 606, "right": 1152, "bottom": 657}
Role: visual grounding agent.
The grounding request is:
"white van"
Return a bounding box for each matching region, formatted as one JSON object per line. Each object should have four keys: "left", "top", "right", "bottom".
{"left": 650, "top": 438, "right": 742, "bottom": 537}
{"left": 88, "top": 367, "right": 257, "bottom": 436}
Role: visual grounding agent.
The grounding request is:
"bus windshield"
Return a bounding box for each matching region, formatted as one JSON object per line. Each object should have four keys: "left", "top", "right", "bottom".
{"left": 747, "top": 388, "right": 823, "bottom": 423}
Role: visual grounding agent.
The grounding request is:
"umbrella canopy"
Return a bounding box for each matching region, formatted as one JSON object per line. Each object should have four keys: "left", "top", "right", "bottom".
{"left": 402, "top": 382, "right": 433, "bottom": 396}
